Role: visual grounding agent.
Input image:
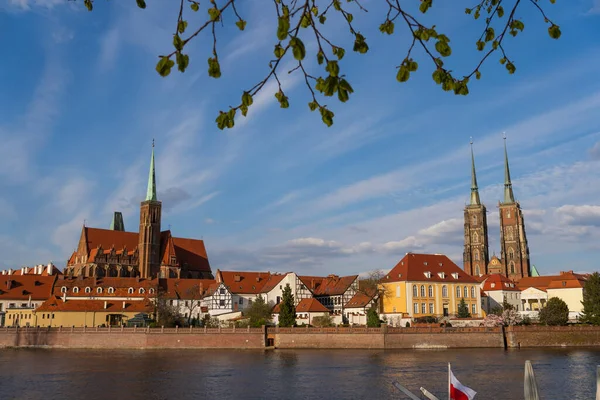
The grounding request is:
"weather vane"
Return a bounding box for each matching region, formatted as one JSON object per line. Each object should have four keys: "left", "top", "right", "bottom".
{"left": 469, "top": 136, "right": 473, "bottom": 145}
{"left": 502, "top": 131, "right": 507, "bottom": 140}
{"left": 152, "top": 138, "right": 155, "bottom": 148}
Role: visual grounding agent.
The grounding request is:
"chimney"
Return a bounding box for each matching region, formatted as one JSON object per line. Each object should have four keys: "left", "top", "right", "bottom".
{"left": 21, "top": 267, "right": 25, "bottom": 275}
{"left": 1, "top": 271, "right": 5, "bottom": 275}
{"left": 8, "top": 269, "right": 12, "bottom": 275}
{"left": 256, "top": 277, "right": 260, "bottom": 282}
{"left": 104, "top": 301, "right": 108, "bottom": 309}
{"left": 6, "top": 280, "right": 12, "bottom": 290}
{"left": 234, "top": 275, "right": 241, "bottom": 282}
{"left": 122, "top": 301, "right": 126, "bottom": 309}
{"left": 47, "top": 263, "right": 53, "bottom": 275}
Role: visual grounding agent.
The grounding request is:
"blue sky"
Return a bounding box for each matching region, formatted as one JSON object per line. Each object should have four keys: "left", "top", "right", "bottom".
{"left": 1, "top": 0, "right": 600, "bottom": 276}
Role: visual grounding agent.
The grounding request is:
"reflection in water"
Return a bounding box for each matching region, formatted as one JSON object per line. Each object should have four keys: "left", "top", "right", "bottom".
{"left": 0, "top": 348, "right": 599, "bottom": 400}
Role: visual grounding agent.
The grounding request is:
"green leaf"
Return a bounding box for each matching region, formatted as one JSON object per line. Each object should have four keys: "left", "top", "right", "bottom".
{"left": 319, "top": 15, "right": 327, "bottom": 24}
{"left": 84, "top": 0, "right": 93, "bottom": 11}
{"left": 485, "top": 27, "right": 495, "bottom": 42}
{"left": 173, "top": 34, "right": 184, "bottom": 51}
{"left": 236, "top": 20, "right": 247, "bottom": 31}
{"left": 379, "top": 20, "right": 395, "bottom": 35}
{"left": 333, "top": 46, "right": 345, "bottom": 60}
{"left": 435, "top": 41, "right": 452, "bottom": 57}
{"left": 497, "top": 6, "right": 504, "bottom": 17}
{"left": 178, "top": 20, "right": 188, "bottom": 34}
{"left": 465, "top": 8, "right": 472, "bottom": 14}
{"left": 207, "top": 57, "right": 221, "bottom": 78}
{"left": 505, "top": 61, "right": 516, "bottom": 74}
{"left": 406, "top": 59, "right": 418, "bottom": 72}
{"left": 136, "top": 0, "right": 146, "bottom": 9}
{"left": 242, "top": 91, "right": 253, "bottom": 107}
{"left": 323, "top": 76, "right": 338, "bottom": 97}
{"left": 175, "top": 52, "right": 189, "bottom": 72}
{"left": 316, "top": 51, "right": 325, "bottom": 65}
{"left": 216, "top": 112, "right": 228, "bottom": 130}
{"left": 190, "top": 2, "right": 199, "bottom": 12}
{"left": 548, "top": 24, "right": 561, "bottom": 39}
{"left": 308, "top": 101, "right": 318, "bottom": 111}
{"left": 346, "top": 13, "right": 353, "bottom": 23}
{"left": 274, "top": 90, "right": 289, "bottom": 108}
{"left": 240, "top": 105, "right": 248, "bottom": 117}
{"left": 208, "top": 7, "right": 221, "bottom": 21}
{"left": 300, "top": 13, "right": 311, "bottom": 28}
{"left": 396, "top": 65, "right": 410, "bottom": 83}
{"left": 156, "top": 56, "right": 175, "bottom": 77}
{"left": 319, "top": 107, "right": 334, "bottom": 127}
{"left": 311, "top": 6, "right": 319, "bottom": 16}
{"left": 499, "top": 57, "right": 506, "bottom": 65}
{"left": 290, "top": 37, "right": 306, "bottom": 61}
{"left": 339, "top": 78, "right": 354, "bottom": 94}
{"left": 432, "top": 69, "right": 443, "bottom": 85}
{"left": 326, "top": 60, "right": 340, "bottom": 77}
{"left": 353, "top": 33, "right": 369, "bottom": 54}
{"left": 475, "top": 70, "right": 482, "bottom": 80}
{"left": 277, "top": 16, "right": 290, "bottom": 40}
{"left": 274, "top": 44, "right": 285, "bottom": 59}
{"left": 419, "top": 0, "right": 432, "bottom": 13}
{"left": 476, "top": 40, "right": 485, "bottom": 51}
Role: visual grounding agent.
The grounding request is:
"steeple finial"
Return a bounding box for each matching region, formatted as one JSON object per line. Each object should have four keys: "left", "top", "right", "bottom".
{"left": 469, "top": 138, "right": 481, "bottom": 206}
{"left": 145, "top": 140, "right": 157, "bottom": 201}
{"left": 503, "top": 133, "right": 515, "bottom": 204}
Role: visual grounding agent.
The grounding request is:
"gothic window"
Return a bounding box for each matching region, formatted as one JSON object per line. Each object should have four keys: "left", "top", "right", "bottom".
{"left": 420, "top": 285, "right": 426, "bottom": 297}
{"left": 475, "top": 265, "right": 480, "bottom": 276}
{"left": 474, "top": 250, "right": 480, "bottom": 261}
{"left": 456, "top": 286, "right": 461, "bottom": 298}
{"left": 413, "top": 285, "right": 418, "bottom": 297}
{"left": 506, "top": 210, "right": 511, "bottom": 218}
{"left": 510, "top": 262, "right": 515, "bottom": 274}
{"left": 471, "top": 286, "right": 476, "bottom": 298}
{"left": 442, "top": 285, "right": 448, "bottom": 297}
{"left": 472, "top": 215, "right": 477, "bottom": 225}
{"left": 428, "top": 285, "right": 433, "bottom": 297}
{"left": 463, "top": 286, "right": 468, "bottom": 298}
{"left": 508, "top": 248, "right": 514, "bottom": 260}
{"left": 506, "top": 226, "right": 514, "bottom": 240}
{"left": 472, "top": 232, "right": 479, "bottom": 243}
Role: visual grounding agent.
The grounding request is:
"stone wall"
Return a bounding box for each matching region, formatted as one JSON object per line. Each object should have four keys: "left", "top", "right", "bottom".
{"left": 0, "top": 326, "right": 265, "bottom": 349}
{"left": 506, "top": 325, "right": 600, "bottom": 348}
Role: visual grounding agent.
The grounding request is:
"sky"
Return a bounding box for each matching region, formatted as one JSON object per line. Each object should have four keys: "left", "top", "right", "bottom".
{"left": 1, "top": 0, "right": 600, "bottom": 277}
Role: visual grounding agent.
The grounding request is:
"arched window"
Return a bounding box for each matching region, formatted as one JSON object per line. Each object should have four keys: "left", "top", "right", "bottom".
{"left": 475, "top": 265, "right": 480, "bottom": 276}
{"left": 420, "top": 285, "right": 426, "bottom": 297}
{"left": 474, "top": 250, "right": 480, "bottom": 261}
{"left": 139, "top": 288, "right": 145, "bottom": 294}
{"left": 97, "top": 287, "right": 103, "bottom": 294}
{"left": 61, "top": 287, "right": 67, "bottom": 293}
{"left": 73, "top": 287, "right": 79, "bottom": 294}
{"left": 463, "top": 286, "right": 468, "bottom": 298}
{"left": 470, "top": 286, "right": 475, "bottom": 298}
{"left": 472, "top": 232, "right": 479, "bottom": 243}
{"left": 128, "top": 288, "right": 134, "bottom": 294}
{"left": 428, "top": 285, "right": 433, "bottom": 297}
{"left": 149, "top": 288, "right": 155, "bottom": 294}
{"left": 456, "top": 286, "right": 461, "bottom": 298}
{"left": 442, "top": 285, "right": 448, "bottom": 297}
{"left": 508, "top": 248, "right": 514, "bottom": 260}
{"left": 413, "top": 285, "right": 418, "bottom": 297}
{"left": 472, "top": 215, "right": 477, "bottom": 225}
{"left": 85, "top": 287, "right": 91, "bottom": 294}
{"left": 510, "top": 262, "right": 515, "bottom": 274}
{"left": 108, "top": 287, "right": 115, "bottom": 294}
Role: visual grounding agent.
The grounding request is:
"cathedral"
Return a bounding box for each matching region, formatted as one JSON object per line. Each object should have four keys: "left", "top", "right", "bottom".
{"left": 65, "top": 144, "right": 214, "bottom": 280}
{"left": 463, "top": 137, "right": 531, "bottom": 281}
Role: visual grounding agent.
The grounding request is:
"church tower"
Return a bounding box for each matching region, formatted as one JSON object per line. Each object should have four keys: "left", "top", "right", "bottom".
{"left": 139, "top": 142, "right": 162, "bottom": 279}
{"left": 498, "top": 136, "right": 531, "bottom": 280}
{"left": 463, "top": 141, "right": 489, "bottom": 277}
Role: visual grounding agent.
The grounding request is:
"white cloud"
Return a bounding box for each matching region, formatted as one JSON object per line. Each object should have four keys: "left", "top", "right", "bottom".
{"left": 99, "top": 27, "right": 120, "bottom": 71}
{"left": 555, "top": 205, "right": 600, "bottom": 227}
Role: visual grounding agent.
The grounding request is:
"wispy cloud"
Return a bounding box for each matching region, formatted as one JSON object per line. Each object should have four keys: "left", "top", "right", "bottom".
{"left": 99, "top": 27, "right": 120, "bottom": 71}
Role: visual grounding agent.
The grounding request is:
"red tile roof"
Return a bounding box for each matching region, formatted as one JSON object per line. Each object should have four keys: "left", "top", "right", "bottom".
{"left": 298, "top": 275, "right": 358, "bottom": 296}
{"left": 381, "top": 253, "right": 478, "bottom": 284}
{"left": 0, "top": 275, "right": 57, "bottom": 301}
{"left": 84, "top": 228, "right": 139, "bottom": 255}
{"left": 161, "top": 279, "right": 216, "bottom": 299}
{"left": 273, "top": 298, "right": 329, "bottom": 313}
{"left": 172, "top": 237, "right": 211, "bottom": 273}
{"left": 7, "top": 265, "right": 62, "bottom": 276}
{"left": 36, "top": 296, "right": 154, "bottom": 313}
{"left": 53, "top": 277, "right": 159, "bottom": 298}
{"left": 481, "top": 274, "right": 520, "bottom": 292}
{"left": 217, "top": 270, "right": 274, "bottom": 294}
{"left": 519, "top": 270, "right": 588, "bottom": 291}
{"left": 345, "top": 292, "right": 376, "bottom": 308}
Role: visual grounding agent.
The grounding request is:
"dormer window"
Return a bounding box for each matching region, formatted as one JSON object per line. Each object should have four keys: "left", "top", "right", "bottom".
{"left": 451, "top": 273, "right": 459, "bottom": 279}
{"left": 398, "top": 273, "right": 402, "bottom": 278}
{"left": 149, "top": 288, "right": 155, "bottom": 294}
{"left": 424, "top": 262, "right": 428, "bottom": 266}
{"left": 108, "top": 287, "right": 115, "bottom": 294}
{"left": 424, "top": 271, "right": 431, "bottom": 278}
{"left": 139, "top": 288, "right": 145, "bottom": 294}
{"left": 61, "top": 287, "right": 67, "bottom": 293}
{"left": 85, "top": 287, "right": 91, "bottom": 293}
{"left": 491, "top": 283, "right": 496, "bottom": 288}
{"left": 73, "top": 287, "right": 79, "bottom": 294}
{"left": 128, "top": 288, "right": 134, "bottom": 294}
{"left": 438, "top": 272, "right": 446, "bottom": 279}
{"left": 97, "top": 287, "right": 103, "bottom": 294}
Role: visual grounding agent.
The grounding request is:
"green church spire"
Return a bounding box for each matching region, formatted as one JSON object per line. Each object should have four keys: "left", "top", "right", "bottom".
{"left": 146, "top": 139, "right": 157, "bottom": 202}
{"left": 503, "top": 134, "right": 515, "bottom": 204}
{"left": 470, "top": 139, "right": 481, "bottom": 206}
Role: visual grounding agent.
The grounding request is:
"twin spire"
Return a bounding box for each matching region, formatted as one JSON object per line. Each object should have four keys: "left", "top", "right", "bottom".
{"left": 469, "top": 135, "right": 515, "bottom": 205}
{"left": 145, "top": 139, "right": 157, "bottom": 202}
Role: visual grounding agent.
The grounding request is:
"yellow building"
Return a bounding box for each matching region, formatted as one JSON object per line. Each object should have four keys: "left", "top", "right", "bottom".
{"left": 31, "top": 296, "right": 154, "bottom": 327}
{"left": 380, "top": 253, "right": 481, "bottom": 320}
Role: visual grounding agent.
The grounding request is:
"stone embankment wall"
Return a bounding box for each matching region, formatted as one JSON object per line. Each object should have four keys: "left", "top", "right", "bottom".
{"left": 1, "top": 325, "right": 600, "bottom": 349}
{"left": 0, "top": 326, "right": 266, "bottom": 349}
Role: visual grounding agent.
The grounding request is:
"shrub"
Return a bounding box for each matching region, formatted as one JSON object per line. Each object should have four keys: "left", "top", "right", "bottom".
{"left": 539, "top": 297, "right": 569, "bottom": 326}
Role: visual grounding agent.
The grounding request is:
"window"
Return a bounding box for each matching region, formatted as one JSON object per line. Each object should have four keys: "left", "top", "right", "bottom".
{"left": 239, "top": 298, "right": 243, "bottom": 305}
{"left": 396, "top": 285, "right": 400, "bottom": 298}
{"left": 85, "top": 287, "right": 91, "bottom": 293}
{"left": 510, "top": 262, "right": 515, "bottom": 274}
{"left": 421, "top": 303, "right": 426, "bottom": 314}
{"left": 472, "top": 232, "right": 479, "bottom": 243}
{"left": 463, "top": 286, "right": 468, "bottom": 298}
{"left": 73, "top": 287, "right": 79, "bottom": 294}
{"left": 428, "top": 285, "right": 433, "bottom": 297}
{"left": 474, "top": 250, "right": 480, "bottom": 261}
{"left": 508, "top": 248, "right": 514, "bottom": 260}
{"left": 475, "top": 265, "right": 480, "bottom": 276}
{"left": 139, "top": 288, "right": 145, "bottom": 294}
{"left": 97, "top": 287, "right": 103, "bottom": 294}
{"left": 472, "top": 215, "right": 477, "bottom": 225}
{"left": 128, "top": 288, "right": 134, "bottom": 294}
{"left": 413, "top": 303, "right": 419, "bottom": 314}
{"left": 442, "top": 285, "right": 448, "bottom": 297}
{"left": 219, "top": 300, "right": 225, "bottom": 306}
{"left": 108, "top": 287, "right": 115, "bottom": 294}
{"left": 420, "top": 285, "right": 425, "bottom": 297}
{"left": 219, "top": 288, "right": 226, "bottom": 295}
{"left": 456, "top": 286, "right": 461, "bottom": 298}
{"left": 185, "top": 301, "right": 189, "bottom": 307}
{"left": 506, "top": 210, "right": 511, "bottom": 218}
{"left": 61, "top": 287, "right": 67, "bottom": 293}
{"left": 470, "top": 286, "right": 475, "bottom": 298}
{"left": 149, "top": 288, "right": 155, "bottom": 294}
{"left": 472, "top": 304, "right": 477, "bottom": 315}
{"left": 429, "top": 303, "right": 434, "bottom": 314}
{"left": 413, "top": 285, "right": 418, "bottom": 297}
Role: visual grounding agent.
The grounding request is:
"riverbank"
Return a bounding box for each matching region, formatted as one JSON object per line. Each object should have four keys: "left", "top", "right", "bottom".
{"left": 1, "top": 325, "right": 599, "bottom": 349}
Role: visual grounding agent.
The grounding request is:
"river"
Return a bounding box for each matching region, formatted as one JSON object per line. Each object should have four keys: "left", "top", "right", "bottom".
{"left": 0, "top": 348, "right": 598, "bottom": 399}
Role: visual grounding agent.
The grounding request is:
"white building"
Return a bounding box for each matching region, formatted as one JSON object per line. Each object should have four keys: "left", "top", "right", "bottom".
{"left": 480, "top": 274, "right": 521, "bottom": 314}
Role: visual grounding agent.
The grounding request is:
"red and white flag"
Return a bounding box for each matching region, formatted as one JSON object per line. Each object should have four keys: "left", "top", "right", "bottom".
{"left": 448, "top": 364, "right": 477, "bottom": 400}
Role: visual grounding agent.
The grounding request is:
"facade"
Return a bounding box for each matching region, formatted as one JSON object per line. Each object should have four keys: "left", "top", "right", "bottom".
{"left": 344, "top": 291, "right": 378, "bottom": 325}
{"left": 463, "top": 138, "right": 531, "bottom": 281}
{"left": 0, "top": 271, "right": 58, "bottom": 327}
{"left": 480, "top": 273, "right": 521, "bottom": 314}
{"left": 65, "top": 144, "right": 213, "bottom": 280}
{"left": 381, "top": 253, "right": 481, "bottom": 320}
{"left": 297, "top": 274, "right": 358, "bottom": 320}
{"left": 272, "top": 298, "right": 330, "bottom": 325}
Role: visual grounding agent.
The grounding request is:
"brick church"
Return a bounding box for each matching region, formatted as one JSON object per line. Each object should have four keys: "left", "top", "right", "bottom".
{"left": 65, "top": 144, "right": 214, "bottom": 280}
{"left": 463, "top": 137, "right": 532, "bottom": 282}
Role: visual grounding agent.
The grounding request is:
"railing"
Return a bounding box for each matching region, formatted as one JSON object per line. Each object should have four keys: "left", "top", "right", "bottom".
{"left": 0, "top": 326, "right": 265, "bottom": 334}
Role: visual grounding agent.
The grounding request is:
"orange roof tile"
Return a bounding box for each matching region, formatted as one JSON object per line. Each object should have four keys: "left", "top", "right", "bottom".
{"left": 36, "top": 296, "right": 154, "bottom": 313}
{"left": 84, "top": 228, "right": 139, "bottom": 254}
{"left": 345, "top": 292, "right": 376, "bottom": 308}
{"left": 218, "top": 270, "right": 273, "bottom": 294}
{"left": 54, "top": 277, "right": 159, "bottom": 298}
{"left": 172, "top": 237, "right": 211, "bottom": 273}
{"left": 161, "top": 279, "right": 216, "bottom": 299}
{"left": 273, "top": 298, "right": 329, "bottom": 313}
{"left": 0, "top": 275, "right": 56, "bottom": 301}
{"left": 481, "top": 274, "right": 520, "bottom": 292}
{"left": 298, "top": 275, "right": 358, "bottom": 296}
{"left": 381, "top": 253, "right": 478, "bottom": 284}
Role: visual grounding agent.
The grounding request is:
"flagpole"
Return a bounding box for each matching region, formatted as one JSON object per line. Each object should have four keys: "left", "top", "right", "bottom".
{"left": 448, "top": 363, "right": 451, "bottom": 400}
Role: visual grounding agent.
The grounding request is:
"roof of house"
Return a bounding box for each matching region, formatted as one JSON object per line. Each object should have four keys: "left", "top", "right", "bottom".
{"left": 518, "top": 270, "right": 588, "bottom": 291}
{"left": 345, "top": 291, "right": 376, "bottom": 308}
{"left": 216, "top": 270, "right": 279, "bottom": 294}
{"left": 36, "top": 296, "right": 154, "bottom": 313}
{"left": 161, "top": 279, "right": 216, "bottom": 299}
{"left": 481, "top": 274, "right": 520, "bottom": 292}
{"left": 171, "top": 236, "right": 212, "bottom": 273}
{"left": 85, "top": 228, "right": 139, "bottom": 256}
{"left": 4, "top": 264, "right": 62, "bottom": 277}
{"left": 0, "top": 275, "right": 57, "bottom": 301}
{"left": 381, "top": 253, "right": 479, "bottom": 284}
{"left": 53, "top": 277, "right": 159, "bottom": 298}
{"left": 297, "top": 274, "right": 358, "bottom": 296}
{"left": 273, "top": 298, "right": 329, "bottom": 313}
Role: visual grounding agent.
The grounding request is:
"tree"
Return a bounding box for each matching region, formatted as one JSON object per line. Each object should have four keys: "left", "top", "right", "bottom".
{"left": 75, "top": 1, "right": 561, "bottom": 130}
{"left": 279, "top": 284, "right": 296, "bottom": 327}
{"left": 457, "top": 298, "right": 471, "bottom": 318}
{"left": 580, "top": 272, "right": 600, "bottom": 325}
{"left": 183, "top": 284, "right": 203, "bottom": 326}
{"left": 538, "top": 297, "right": 569, "bottom": 326}
{"left": 245, "top": 295, "right": 274, "bottom": 327}
{"left": 367, "top": 307, "right": 380, "bottom": 327}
